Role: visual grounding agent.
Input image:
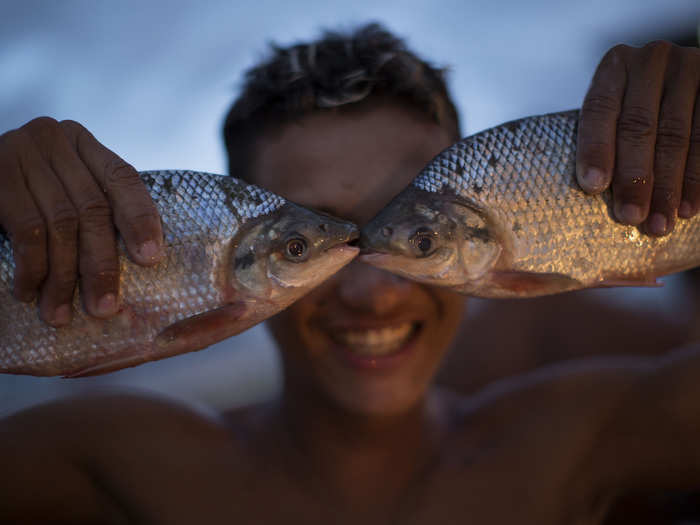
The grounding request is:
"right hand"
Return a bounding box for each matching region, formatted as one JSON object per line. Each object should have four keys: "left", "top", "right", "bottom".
{"left": 576, "top": 41, "right": 700, "bottom": 236}
{"left": 0, "top": 117, "right": 164, "bottom": 327}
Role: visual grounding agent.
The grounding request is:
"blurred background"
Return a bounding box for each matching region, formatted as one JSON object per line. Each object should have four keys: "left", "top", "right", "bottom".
{"left": 1, "top": 0, "right": 699, "bottom": 417}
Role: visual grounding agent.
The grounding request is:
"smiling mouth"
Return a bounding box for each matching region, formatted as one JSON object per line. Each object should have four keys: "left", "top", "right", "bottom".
{"left": 330, "top": 322, "right": 420, "bottom": 357}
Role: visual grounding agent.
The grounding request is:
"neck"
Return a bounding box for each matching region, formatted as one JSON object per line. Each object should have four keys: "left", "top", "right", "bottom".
{"left": 277, "top": 381, "right": 448, "bottom": 511}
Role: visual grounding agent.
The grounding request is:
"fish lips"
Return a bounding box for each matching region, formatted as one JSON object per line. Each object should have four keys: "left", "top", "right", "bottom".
{"left": 359, "top": 187, "right": 451, "bottom": 257}
{"left": 282, "top": 202, "right": 360, "bottom": 249}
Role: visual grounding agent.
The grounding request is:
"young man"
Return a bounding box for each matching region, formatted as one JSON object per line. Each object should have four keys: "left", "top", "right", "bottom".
{"left": 1, "top": 24, "right": 699, "bottom": 524}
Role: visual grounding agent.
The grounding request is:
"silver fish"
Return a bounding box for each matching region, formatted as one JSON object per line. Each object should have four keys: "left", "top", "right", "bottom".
{"left": 361, "top": 110, "right": 700, "bottom": 298}
{"left": 1, "top": 170, "right": 359, "bottom": 376}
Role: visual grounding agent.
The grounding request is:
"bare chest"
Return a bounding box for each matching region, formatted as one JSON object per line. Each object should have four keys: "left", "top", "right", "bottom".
{"left": 125, "top": 443, "right": 606, "bottom": 525}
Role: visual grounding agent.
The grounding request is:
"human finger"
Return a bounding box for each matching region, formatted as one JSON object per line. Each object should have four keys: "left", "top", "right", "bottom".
{"left": 60, "top": 120, "right": 164, "bottom": 265}
{"left": 612, "top": 41, "right": 670, "bottom": 226}
{"left": 18, "top": 132, "right": 80, "bottom": 326}
{"left": 0, "top": 130, "right": 48, "bottom": 303}
{"left": 23, "top": 117, "right": 120, "bottom": 319}
{"left": 644, "top": 45, "right": 698, "bottom": 236}
{"left": 576, "top": 44, "right": 627, "bottom": 194}
{"left": 679, "top": 53, "right": 700, "bottom": 220}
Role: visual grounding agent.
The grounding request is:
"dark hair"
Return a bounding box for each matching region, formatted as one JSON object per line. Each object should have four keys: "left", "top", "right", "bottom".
{"left": 222, "top": 23, "right": 461, "bottom": 181}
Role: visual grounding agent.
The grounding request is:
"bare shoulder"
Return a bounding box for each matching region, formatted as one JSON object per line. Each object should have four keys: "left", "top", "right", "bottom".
{"left": 438, "top": 356, "right": 654, "bottom": 515}
{"left": 454, "top": 354, "right": 652, "bottom": 419}
{"left": 1, "top": 391, "right": 257, "bottom": 524}
{"left": 1, "top": 390, "right": 252, "bottom": 491}
{"left": 2, "top": 390, "right": 240, "bottom": 449}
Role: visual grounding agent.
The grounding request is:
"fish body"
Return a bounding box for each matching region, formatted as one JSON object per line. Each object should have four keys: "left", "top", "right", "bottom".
{"left": 361, "top": 110, "right": 700, "bottom": 298}
{"left": 1, "top": 170, "right": 358, "bottom": 376}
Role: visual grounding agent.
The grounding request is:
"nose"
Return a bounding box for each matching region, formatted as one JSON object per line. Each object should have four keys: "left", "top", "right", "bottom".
{"left": 335, "top": 260, "right": 414, "bottom": 315}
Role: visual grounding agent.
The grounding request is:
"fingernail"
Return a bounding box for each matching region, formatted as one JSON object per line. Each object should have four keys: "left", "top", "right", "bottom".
{"left": 647, "top": 213, "right": 667, "bottom": 236}
{"left": 138, "top": 240, "right": 163, "bottom": 263}
{"left": 96, "top": 293, "right": 117, "bottom": 317}
{"left": 52, "top": 304, "right": 72, "bottom": 325}
{"left": 616, "top": 203, "right": 644, "bottom": 225}
{"left": 679, "top": 201, "right": 693, "bottom": 218}
{"left": 581, "top": 167, "right": 606, "bottom": 193}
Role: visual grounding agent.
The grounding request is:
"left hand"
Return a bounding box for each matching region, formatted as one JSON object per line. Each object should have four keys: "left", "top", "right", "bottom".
{"left": 576, "top": 41, "right": 700, "bottom": 236}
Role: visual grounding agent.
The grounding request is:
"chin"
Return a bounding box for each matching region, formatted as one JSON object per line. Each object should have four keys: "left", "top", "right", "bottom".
{"left": 267, "top": 299, "right": 461, "bottom": 418}
{"left": 314, "top": 337, "right": 443, "bottom": 418}
{"left": 326, "top": 381, "right": 428, "bottom": 417}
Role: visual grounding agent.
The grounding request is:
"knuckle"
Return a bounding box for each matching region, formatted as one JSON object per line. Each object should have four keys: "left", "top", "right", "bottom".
{"left": 25, "top": 117, "right": 61, "bottom": 142}
{"left": 49, "top": 205, "right": 79, "bottom": 240}
{"left": 58, "top": 119, "right": 84, "bottom": 132}
{"left": 581, "top": 94, "right": 620, "bottom": 120}
{"left": 26, "top": 116, "right": 59, "bottom": 129}
{"left": 58, "top": 119, "right": 88, "bottom": 143}
{"left": 103, "top": 157, "right": 138, "bottom": 187}
{"left": 77, "top": 194, "right": 111, "bottom": 219}
{"left": 656, "top": 116, "right": 690, "bottom": 149}
{"left": 617, "top": 106, "right": 657, "bottom": 143}
{"left": 607, "top": 44, "right": 630, "bottom": 60}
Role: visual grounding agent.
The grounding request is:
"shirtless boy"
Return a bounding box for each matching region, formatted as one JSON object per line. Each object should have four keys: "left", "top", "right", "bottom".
{"left": 1, "top": 24, "right": 699, "bottom": 524}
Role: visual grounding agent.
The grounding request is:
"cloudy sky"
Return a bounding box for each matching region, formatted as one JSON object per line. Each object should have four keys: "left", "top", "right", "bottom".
{"left": 1, "top": 0, "right": 698, "bottom": 414}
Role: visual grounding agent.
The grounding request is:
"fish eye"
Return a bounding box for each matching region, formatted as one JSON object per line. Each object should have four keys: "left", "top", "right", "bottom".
{"left": 417, "top": 236, "right": 432, "bottom": 253}
{"left": 285, "top": 237, "right": 309, "bottom": 261}
{"left": 409, "top": 229, "right": 438, "bottom": 257}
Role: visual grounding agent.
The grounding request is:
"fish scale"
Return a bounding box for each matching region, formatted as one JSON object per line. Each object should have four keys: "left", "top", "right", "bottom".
{"left": 363, "top": 110, "right": 700, "bottom": 297}
{"left": 0, "top": 171, "right": 250, "bottom": 375}
{"left": 415, "top": 110, "right": 694, "bottom": 283}
{"left": 1, "top": 170, "right": 358, "bottom": 376}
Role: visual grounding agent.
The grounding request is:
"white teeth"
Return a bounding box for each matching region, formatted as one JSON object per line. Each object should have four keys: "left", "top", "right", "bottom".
{"left": 333, "top": 323, "right": 415, "bottom": 356}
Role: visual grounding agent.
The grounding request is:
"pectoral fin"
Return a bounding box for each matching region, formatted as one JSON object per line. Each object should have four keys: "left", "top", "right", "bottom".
{"left": 65, "top": 303, "right": 248, "bottom": 378}
{"left": 595, "top": 277, "right": 662, "bottom": 288}
{"left": 153, "top": 302, "right": 248, "bottom": 352}
{"left": 487, "top": 271, "right": 582, "bottom": 297}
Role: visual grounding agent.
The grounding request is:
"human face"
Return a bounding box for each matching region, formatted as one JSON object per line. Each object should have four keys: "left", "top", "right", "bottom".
{"left": 251, "top": 102, "right": 466, "bottom": 416}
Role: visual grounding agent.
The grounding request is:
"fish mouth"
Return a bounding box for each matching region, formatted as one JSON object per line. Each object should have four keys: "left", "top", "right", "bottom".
{"left": 325, "top": 244, "right": 361, "bottom": 258}
{"left": 317, "top": 222, "right": 360, "bottom": 260}
{"left": 358, "top": 251, "right": 403, "bottom": 269}
{"left": 344, "top": 226, "right": 360, "bottom": 246}
{"left": 323, "top": 219, "right": 359, "bottom": 255}
{"left": 314, "top": 209, "right": 360, "bottom": 248}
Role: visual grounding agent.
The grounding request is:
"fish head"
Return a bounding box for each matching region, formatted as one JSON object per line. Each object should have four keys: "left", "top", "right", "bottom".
{"left": 360, "top": 187, "right": 501, "bottom": 289}
{"left": 232, "top": 203, "right": 359, "bottom": 303}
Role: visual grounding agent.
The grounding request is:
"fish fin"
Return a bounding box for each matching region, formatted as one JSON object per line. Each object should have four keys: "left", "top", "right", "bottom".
{"left": 487, "top": 271, "right": 581, "bottom": 297}
{"left": 65, "top": 303, "right": 248, "bottom": 378}
{"left": 64, "top": 353, "right": 152, "bottom": 378}
{"left": 153, "top": 302, "right": 248, "bottom": 353}
{"left": 595, "top": 277, "right": 663, "bottom": 288}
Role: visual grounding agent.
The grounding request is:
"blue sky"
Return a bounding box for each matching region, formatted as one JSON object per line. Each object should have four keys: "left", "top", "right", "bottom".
{"left": 2, "top": 0, "right": 698, "bottom": 174}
